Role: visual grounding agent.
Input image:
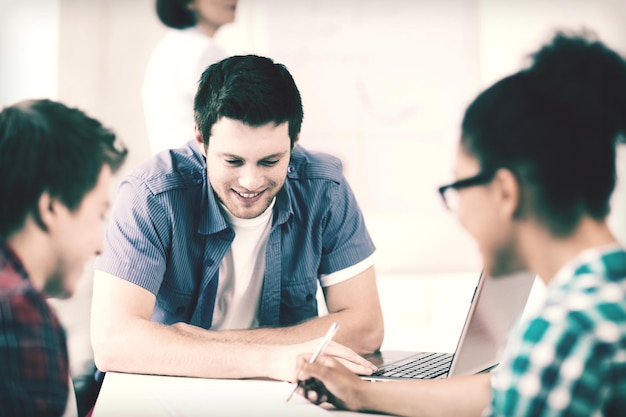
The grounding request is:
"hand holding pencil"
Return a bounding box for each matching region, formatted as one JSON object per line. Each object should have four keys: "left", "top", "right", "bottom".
{"left": 286, "top": 322, "right": 339, "bottom": 402}
{"left": 290, "top": 336, "right": 378, "bottom": 410}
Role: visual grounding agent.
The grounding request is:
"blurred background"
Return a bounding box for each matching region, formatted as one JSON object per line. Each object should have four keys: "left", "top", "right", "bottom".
{"left": 1, "top": 0, "right": 625, "bottom": 404}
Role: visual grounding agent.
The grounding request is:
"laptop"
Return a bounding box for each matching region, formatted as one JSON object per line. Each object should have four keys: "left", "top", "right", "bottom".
{"left": 363, "top": 270, "right": 535, "bottom": 381}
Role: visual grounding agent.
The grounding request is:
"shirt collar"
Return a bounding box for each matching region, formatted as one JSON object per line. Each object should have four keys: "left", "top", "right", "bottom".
{"left": 273, "top": 183, "right": 294, "bottom": 227}
{"left": 199, "top": 179, "right": 230, "bottom": 235}
{"left": 0, "top": 238, "right": 30, "bottom": 284}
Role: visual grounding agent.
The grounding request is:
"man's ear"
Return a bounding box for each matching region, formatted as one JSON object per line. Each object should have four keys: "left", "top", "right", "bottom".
{"left": 194, "top": 125, "right": 206, "bottom": 156}
{"left": 34, "top": 192, "right": 55, "bottom": 232}
{"left": 493, "top": 168, "right": 520, "bottom": 220}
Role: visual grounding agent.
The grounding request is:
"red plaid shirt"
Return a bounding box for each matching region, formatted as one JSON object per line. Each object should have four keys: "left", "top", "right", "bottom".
{"left": 0, "top": 239, "right": 69, "bottom": 416}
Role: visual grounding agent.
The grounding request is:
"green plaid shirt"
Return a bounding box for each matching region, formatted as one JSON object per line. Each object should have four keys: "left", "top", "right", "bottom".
{"left": 485, "top": 245, "right": 626, "bottom": 416}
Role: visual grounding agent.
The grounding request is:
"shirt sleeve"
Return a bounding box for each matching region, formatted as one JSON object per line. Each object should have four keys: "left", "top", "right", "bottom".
{"left": 485, "top": 311, "right": 614, "bottom": 417}
{"left": 318, "top": 174, "right": 376, "bottom": 276}
{"left": 319, "top": 253, "right": 375, "bottom": 287}
{"left": 94, "top": 176, "right": 170, "bottom": 295}
{"left": 0, "top": 290, "right": 69, "bottom": 416}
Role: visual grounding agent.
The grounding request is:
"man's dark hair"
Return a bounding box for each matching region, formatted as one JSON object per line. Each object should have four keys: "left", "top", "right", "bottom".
{"left": 156, "top": 0, "right": 196, "bottom": 29}
{"left": 194, "top": 54, "right": 304, "bottom": 148}
{"left": 461, "top": 30, "right": 626, "bottom": 236}
{"left": 0, "top": 99, "right": 128, "bottom": 236}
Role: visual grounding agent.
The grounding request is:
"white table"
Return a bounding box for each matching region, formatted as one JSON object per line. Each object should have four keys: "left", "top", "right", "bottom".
{"left": 91, "top": 371, "right": 385, "bottom": 417}
{"left": 91, "top": 273, "right": 512, "bottom": 416}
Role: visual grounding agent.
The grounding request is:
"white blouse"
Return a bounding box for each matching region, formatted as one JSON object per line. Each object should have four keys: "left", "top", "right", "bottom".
{"left": 142, "top": 27, "right": 227, "bottom": 154}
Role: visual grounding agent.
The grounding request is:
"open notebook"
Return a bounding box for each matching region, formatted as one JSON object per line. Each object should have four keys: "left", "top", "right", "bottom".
{"left": 363, "top": 270, "right": 535, "bottom": 381}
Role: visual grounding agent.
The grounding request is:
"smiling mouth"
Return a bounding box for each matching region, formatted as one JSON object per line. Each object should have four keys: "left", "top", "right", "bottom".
{"left": 235, "top": 190, "right": 263, "bottom": 199}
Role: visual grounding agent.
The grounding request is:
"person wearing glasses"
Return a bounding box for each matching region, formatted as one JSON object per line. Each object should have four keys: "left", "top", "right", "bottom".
{"left": 295, "top": 30, "right": 626, "bottom": 416}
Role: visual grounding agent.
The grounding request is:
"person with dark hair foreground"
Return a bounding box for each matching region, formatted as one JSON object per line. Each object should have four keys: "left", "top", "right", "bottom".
{"left": 0, "top": 99, "right": 127, "bottom": 416}
{"left": 92, "top": 55, "right": 384, "bottom": 382}
{"left": 295, "top": 31, "right": 626, "bottom": 417}
{"left": 143, "top": 0, "right": 238, "bottom": 154}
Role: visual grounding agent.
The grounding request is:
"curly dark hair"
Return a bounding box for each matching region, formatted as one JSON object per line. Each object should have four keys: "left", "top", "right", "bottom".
{"left": 461, "top": 30, "right": 626, "bottom": 236}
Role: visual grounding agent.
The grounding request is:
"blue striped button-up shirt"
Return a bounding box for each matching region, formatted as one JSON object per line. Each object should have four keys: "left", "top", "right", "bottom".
{"left": 94, "top": 141, "right": 375, "bottom": 329}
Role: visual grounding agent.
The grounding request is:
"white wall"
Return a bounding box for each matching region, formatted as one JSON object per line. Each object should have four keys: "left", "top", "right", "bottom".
{"left": 0, "top": 0, "right": 58, "bottom": 106}
{"left": 56, "top": 0, "right": 165, "bottom": 176}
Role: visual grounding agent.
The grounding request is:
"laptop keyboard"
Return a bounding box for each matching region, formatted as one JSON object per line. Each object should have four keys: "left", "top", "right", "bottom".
{"left": 371, "top": 352, "right": 453, "bottom": 379}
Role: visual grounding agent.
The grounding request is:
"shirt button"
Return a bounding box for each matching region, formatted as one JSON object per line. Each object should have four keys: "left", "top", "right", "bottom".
{"left": 305, "top": 293, "right": 314, "bottom": 302}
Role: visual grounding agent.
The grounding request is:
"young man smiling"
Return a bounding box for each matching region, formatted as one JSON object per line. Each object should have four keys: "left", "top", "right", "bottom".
{"left": 92, "top": 55, "right": 383, "bottom": 382}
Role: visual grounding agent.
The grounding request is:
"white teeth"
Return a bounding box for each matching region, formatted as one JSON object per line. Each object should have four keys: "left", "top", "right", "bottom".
{"left": 238, "top": 191, "right": 260, "bottom": 198}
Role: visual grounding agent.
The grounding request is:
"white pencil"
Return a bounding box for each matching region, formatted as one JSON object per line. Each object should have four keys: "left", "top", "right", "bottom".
{"left": 285, "top": 322, "right": 339, "bottom": 402}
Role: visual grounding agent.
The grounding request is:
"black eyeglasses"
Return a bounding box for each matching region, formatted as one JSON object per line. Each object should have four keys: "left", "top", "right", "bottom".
{"left": 438, "top": 170, "right": 496, "bottom": 210}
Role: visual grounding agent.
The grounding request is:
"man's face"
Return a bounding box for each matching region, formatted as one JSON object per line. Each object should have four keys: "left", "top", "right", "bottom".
{"left": 45, "top": 165, "right": 111, "bottom": 298}
{"left": 452, "top": 146, "right": 524, "bottom": 277}
{"left": 203, "top": 117, "right": 292, "bottom": 219}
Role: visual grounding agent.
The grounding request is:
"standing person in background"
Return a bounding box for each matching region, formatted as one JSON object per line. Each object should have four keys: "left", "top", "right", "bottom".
{"left": 143, "top": 0, "right": 238, "bottom": 154}
{"left": 295, "top": 30, "right": 626, "bottom": 417}
{"left": 0, "top": 99, "right": 127, "bottom": 417}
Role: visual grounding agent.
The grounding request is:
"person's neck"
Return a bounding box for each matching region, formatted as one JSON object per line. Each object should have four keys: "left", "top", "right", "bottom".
{"left": 195, "top": 21, "right": 220, "bottom": 38}
{"left": 518, "top": 216, "right": 618, "bottom": 285}
{"left": 6, "top": 221, "right": 53, "bottom": 295}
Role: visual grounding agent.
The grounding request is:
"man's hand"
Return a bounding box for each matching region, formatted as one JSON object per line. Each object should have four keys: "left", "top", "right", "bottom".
{"left": 269, "top": 339, "right": 377, "bottom": 382}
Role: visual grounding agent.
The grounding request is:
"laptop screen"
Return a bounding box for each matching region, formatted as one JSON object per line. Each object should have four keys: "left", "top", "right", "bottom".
{"left": 449, "top": 270, "right": 535, "bottom": 376}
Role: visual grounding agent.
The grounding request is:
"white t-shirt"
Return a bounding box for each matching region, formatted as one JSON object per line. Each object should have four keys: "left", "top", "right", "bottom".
{"left": 211, "top": 199, "right": 376, "bottom": 330}
{"left": 142, "top": 26, "right": 227, "bottom": 154}
{"left": 211, "top": 200, "right": 275, "bottom": 330}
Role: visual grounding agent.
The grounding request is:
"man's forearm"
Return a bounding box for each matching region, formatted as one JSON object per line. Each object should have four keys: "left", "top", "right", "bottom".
{"left": 200, "top": 310, "right": 383, "bottom": 354}
{"left": 93, "top": 314, "right": 380, "bottom": 381}
{"left": 92, "top": 319, "right": 277, "bottom": 380}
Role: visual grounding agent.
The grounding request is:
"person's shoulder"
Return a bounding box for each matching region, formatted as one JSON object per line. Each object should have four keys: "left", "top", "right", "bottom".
{"left": 0, "top": 274, "right": 52, "bottom": 325}
{"left": 158, "top": 27, "right": 214, "bottom": 52}
{"left": 0, "top": 271, "right": 27, "bottom": 295}
{"left": 548, "top": 271, "right": 626, "bottom": 335}
{"left": 288, "top": 145, "right": 344, "bottom": 183}
{"left": 156, "top": 27, "right": 206, "bottom": 44}
{"left": 602, "top": 247, "right": 626, "bottom": 281}
{"left": 148, "top": 27, "right": 213, "bottom": 66}
{"left": 0, "top": 252, "right": 28, "bottom": 294}
{"left": 126, "top": 141, "right": 205, "bottom": 195}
